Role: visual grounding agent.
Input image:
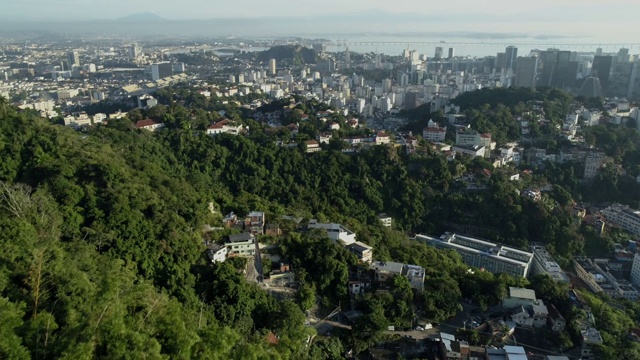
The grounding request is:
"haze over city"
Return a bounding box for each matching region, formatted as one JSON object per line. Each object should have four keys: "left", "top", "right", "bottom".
{"left": 0, "top": 0, "right": 638, "bottom": 46}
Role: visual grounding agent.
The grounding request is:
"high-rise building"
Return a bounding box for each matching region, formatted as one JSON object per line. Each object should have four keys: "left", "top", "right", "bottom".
{"left": 375, "top": 53, "right": 383, "bottom": 69}
{"left": 268, "top": 59, "right": 276, "bottom": 76}
{"left": 566, "top": 61, "right": 579, "bottom": 89}
{"left": 404, "top": 91, "right": 418, "bottom": 110}
{"left": 609, "top": 61, "right": 634, "bottom": 98}
{"left": 595, "top": 48, "right": 603, "bottom": 56}
{"left": 448, "top": 47, "right": 455, "bottom": 59}
{"left": 504, "top": 46, "right": 518, "bottom": 71}
{"left": 434, "top": 47, "right": 443, "bottom": 60}
{"left": 150, "top": 62, "right": 172, "bottom": 81}
{"left": 627, "top": 60, "right": 640, "bottom": 99}
{"left": 496, "top": 52, "right": 506, "bottom": 71}
{"left": 128, "top": 45, "right": 141, "bottom": 60}
{"left": 632, "top": 253, "right": 640, "bottom": 287}
{"left": 618, "top": 48, "right": 630, "bottom": 63}
{"left": 399, "top": 73, "right": 409, "bottom": 87}
{"left": 345, "top": 47, "right": 350, "bottom": 65}
{"left": 538, "top": 50, "right": 558, "bottom": 86}
{"left": 67, "top": 51, "right": 80, "bottom": 68}
{"left": 556, "top": 51, "right": 574, "bottom": 88}
{"left": 537, "top": 50, "right": 572, "bottom": 88}
{"left": 515, "top": 56, "right": 538, "bottom": 88}
{"left": 592, "top": 55, "right": 613, "bottom": 91}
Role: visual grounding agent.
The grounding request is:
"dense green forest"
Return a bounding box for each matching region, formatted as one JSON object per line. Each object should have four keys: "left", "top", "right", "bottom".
{"left": 2, "top": 85, "right": 640, "bottom": 358}
{"left": 255, "top": 45, "right": 317, "bottom": 66}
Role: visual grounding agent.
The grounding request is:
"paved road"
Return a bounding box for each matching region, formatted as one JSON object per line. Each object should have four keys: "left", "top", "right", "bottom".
{"left": 246, "top": 256, "right": 258, "bottom": 283}
{"left": 387, "top": 328, "right": 438, "bottom": 340}
{"left": 313, "top": 318, "right": 439, "bottom": 341}
{"left": 245, "top": 239, "right": 264, "bottom": 283}
{"left": 254, "top": 239, "right": 263, "bottom": 283}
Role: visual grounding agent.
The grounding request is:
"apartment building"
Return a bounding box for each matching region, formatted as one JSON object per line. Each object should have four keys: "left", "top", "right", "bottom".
{"left": 455, "top": 129, "right": 492, "bottom": 157}
{"left": 423, "top": 126, "right": 447, "bottom": 142}
{"left": 530, "top": 246, "right": 569, "bottom": 282}
{"left": 417, "top": 233, "right": 533, "bottom": 278}
{"left": 601, "top": 203, "right": 640, "bottom": 235}
{"left": 631, "top": 253, "right": 640, "bottom": 287}
{"left": 348, "top": 242, "right": 373, "bottom": 264}
{"left": 574, "top": 257, "right": 639, "bottom": 300}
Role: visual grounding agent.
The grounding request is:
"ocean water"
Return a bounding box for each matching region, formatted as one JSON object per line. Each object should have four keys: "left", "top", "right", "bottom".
{"left": 317, "top": 34, "right": 635, "bottom": 58}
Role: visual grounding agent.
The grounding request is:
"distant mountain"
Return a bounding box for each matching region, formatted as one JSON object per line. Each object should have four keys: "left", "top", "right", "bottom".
{"left": 256, "top": 45, "right": 316, "bottom": 65}
{"left": 116, "top": 12, "right": 166, "bottom": 22}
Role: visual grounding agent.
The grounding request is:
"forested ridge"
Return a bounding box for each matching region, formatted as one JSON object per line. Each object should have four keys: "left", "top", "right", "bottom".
{"left": 2, "top": 87, "right": 640, "bottom": 358}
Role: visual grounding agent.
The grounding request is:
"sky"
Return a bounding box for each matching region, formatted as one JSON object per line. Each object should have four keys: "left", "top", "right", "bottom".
{"left": 0, "top": 0, "right": 638, "bottom": 44}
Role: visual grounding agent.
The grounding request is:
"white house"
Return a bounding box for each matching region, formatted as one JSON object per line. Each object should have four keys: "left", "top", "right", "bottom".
{"left": 317, "top": 133, "right": 331, "bottom": 144}
{"left": 206, "top": 244, "right": 228, "bottom": 263}
{"left": 226, "top": 233, "right": 256, "bottom": 257}
{"left": 305, "top": 140, "right": 321, "bottom": 153}
{"left": 93, "top": 113, "right": 107, "bottom": 124}
{"left": 308, "top": 220, "right": 356, "bottom": 245}
{"left": 375, "top": 131, "right": 391, "bottom": 145}
{"left": 206, "top": 119, "right": 243, "bottom": 136}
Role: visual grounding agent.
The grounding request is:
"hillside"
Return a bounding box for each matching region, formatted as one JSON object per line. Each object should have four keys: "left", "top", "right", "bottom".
{"left": 2, "top": 88, "right": 640, "bottom": 358}
{"left": 256, "top": 45, "right": 317, "bottom": 65}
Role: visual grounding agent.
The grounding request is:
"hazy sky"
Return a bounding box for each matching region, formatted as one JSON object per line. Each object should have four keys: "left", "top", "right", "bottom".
{"left": 1, "top": 0, "right": 638, "bottom": 43}
{"left": 1, "top": 0, "right": 638, "bottom": 19}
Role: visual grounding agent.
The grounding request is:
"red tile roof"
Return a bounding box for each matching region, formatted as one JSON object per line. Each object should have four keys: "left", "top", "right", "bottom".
{"left": 135, "top": 119, "right": 160, "bottom": 128}
{"left": 208, "top": 119, "right": 231, "bottom": 129}
{"left": 266, "top": 332, "right": 279, "bottom": 345}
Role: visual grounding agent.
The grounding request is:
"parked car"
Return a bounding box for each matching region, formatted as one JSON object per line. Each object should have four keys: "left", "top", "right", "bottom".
{"left": 415, "top": 326, "right": 424, "bottom": 331}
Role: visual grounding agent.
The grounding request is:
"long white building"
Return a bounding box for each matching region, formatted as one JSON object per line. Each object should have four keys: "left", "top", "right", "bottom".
{"left": 601, "top": 203, "right": 640, "bottom": 235}
{"left": 416, "top": 232, "right": 533, "bottom": 278}
{"left": 530, "top": 246, "right": 569, "bottom": 282}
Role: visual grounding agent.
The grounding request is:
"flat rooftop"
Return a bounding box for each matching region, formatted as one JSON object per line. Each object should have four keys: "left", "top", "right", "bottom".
{"left": 416, "top": 233, "right": 533, "bottom": 267}
{"left": 371, "top": 261, "right": 404, "bottom": 274}
{"left": 509, "top": 287, "right": 536, "bottom": 301}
